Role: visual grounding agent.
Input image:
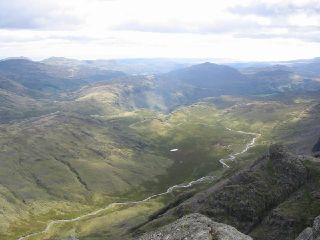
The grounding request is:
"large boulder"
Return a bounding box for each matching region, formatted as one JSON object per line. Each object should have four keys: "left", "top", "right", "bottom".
{"left": 137, "top": 213, "right": 252, "bottom": 240}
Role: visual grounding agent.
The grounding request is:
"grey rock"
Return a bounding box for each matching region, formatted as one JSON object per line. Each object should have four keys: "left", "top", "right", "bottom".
{"left": 296, "top": 228, "right": 313, "bottom": 240}
{"left": 296, "top": 216, "right": 320, "bottom": 240}
{"left": 137, "top": 213, "right": 252, "bottom": 240}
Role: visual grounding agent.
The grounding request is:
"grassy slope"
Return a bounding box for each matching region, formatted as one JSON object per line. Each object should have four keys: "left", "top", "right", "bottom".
{"left": 0, "top": 80, "right": 317, "bottom": 240}
{"left": 15, "top": 95, "right": 314, "bottom": 240}
{"left": 274, "top": 102, "right": 320, "bottom": 154}
{"left": 0, "top": 89, "right": 59, "bottom": 123}
{"left": 0, "top": 111, "right": 173, "bottom": 239}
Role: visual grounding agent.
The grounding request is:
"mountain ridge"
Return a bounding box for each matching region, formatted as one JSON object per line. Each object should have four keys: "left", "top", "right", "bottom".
{"left": 135, "top": 144, "right": 320, "bottom": 240}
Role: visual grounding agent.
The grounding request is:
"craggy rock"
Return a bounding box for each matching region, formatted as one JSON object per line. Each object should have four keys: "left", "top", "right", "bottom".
{"left": 296, "top": 216, "right": 320, "bottom": 240}
{"left": 171, "top": 145, "right": 307, "bottom": 233}
{"left": 140, "top": 144, "right": 309, "bottom": 239}
{"left": 313, "top": 138, "right": 320, "bottom": 155}
{"left": 137, "top": 213, "right": 252, "bottom": 240}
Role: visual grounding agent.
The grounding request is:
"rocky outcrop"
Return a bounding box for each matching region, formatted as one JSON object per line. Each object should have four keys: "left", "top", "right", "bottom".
{"left": 167, "top": 145, "right": 307, "bottom": 232}
{"left": 138, "top": 213, "right": 252, "bottom": 240}
{"left": 296, "top": 216, "right": 320, "bottom": 240}
{"left": 138, "top": 144, "right": 312, "bottom": 240}
{"left": 313, "top": 138, "right": 320, "bottom": 156}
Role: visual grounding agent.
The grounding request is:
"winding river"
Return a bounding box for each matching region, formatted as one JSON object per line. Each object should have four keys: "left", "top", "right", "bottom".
{"left": 18, "top": 127, "right": 260, "bottom": 240}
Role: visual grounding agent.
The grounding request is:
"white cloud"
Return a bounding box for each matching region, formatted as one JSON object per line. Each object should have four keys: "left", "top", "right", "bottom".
{"left": 0, "top": 0, "right": 83, "bottom": 29}
{"left": 0, "top": 0, "right": 320, "bottom": 61}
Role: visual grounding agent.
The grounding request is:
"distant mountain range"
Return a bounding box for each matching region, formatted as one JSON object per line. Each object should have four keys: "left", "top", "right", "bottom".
{"left": 1, "top": 57, "right": 320, "bottom": 122}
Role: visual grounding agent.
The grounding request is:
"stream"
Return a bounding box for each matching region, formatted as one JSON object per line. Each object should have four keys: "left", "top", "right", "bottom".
{"left": 18, "top": 127, "right": 260, "bottom": 240}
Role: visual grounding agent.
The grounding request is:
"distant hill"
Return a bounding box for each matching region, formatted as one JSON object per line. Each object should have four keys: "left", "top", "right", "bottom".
{"left": 0, "top": 59, "right": 70, "bottom": 91}
{"left": 41, "top": 57, "right": 82, "bottom": 66}
{"left": 151, "top": 63, "right": 250, "bottom": 105}
{"left": 42, "top": 57, "right": 191, "bottom": 74}
{"left": 0, "top": 59, "right": 126, "bottom": 93}
{"left": 291, "top": 58, "right": 320, "bottom": 77}
{"left": 1, "top": 59, "right": 320, "bottom": 121}
{"left": 0, "top": 59, "right": 126, "bottom": 122}
{"left": 165, "top": 62, "right": 246, "bottom": 88}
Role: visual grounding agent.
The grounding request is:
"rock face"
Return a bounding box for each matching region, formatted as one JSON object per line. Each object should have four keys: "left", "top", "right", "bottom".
{"left": 313, "top": 137, "right": 320, "bottom": 154}
{"left": 166, "top": 145, "right": 307, "bottom": 233}
{"left": 296, "top": 216, "right": 320, "bottom": 240}
{"left": 138, "top": 144, "right": 315, "bottom": 240}
{"left": 138, "top": 213, "right": 252, "bottom": 240}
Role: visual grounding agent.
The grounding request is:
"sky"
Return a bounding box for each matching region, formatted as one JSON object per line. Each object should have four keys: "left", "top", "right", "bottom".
{"left": 1, "top": 0, "right": 320, "bottom": 61}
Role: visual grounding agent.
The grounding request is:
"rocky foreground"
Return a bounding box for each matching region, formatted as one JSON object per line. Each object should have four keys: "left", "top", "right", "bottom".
{"left": 138, "top": 213, "right": 252, "bottom": 240}
{"left": 138, "top": 213, "right": 320, "bottom": 240}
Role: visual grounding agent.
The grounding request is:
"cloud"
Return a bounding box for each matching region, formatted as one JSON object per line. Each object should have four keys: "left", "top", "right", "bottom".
{"left": 1, "top": 0, "right": 320, "bottom": 61}
{"left": 111, "top": 0, "right": 320, "bottom": 44}
{"left": 0, "top": 30, "right": 100, "bottom": 45}
{"left": 114, "top": 18, "right": 265, "bottom": 34}
{"left": 234, "top": 26, "right": 320, "bottom": 43}
{"left": 229, "top": 1, "right": 320, "bottom": 17}
{"left": 226, "top": 1, "right": 320, "bottom": 43}
{"left": 0, "top": 0, "right": 82, "bottom": 29}
{"left": 115, "top": 21, "right": 188, "bottom": 33}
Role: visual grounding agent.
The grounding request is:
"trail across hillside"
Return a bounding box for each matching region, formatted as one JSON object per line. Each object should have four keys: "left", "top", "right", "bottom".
{"left": 18, "top": 127, "right": 260, "bottom": 240}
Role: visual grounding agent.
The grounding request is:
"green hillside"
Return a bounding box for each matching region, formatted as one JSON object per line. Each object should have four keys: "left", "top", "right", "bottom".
{"left": 0, "top": 59, "right": 319, "bottom": 240}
